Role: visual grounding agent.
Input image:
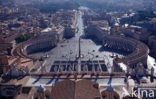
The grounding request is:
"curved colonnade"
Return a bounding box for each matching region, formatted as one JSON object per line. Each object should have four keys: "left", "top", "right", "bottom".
{"left": 25, "top": 33, "right": 58, "bottom": 55}
{"left": 13, "top": 34, "right": 149, "bottom": 71}
{"left": 25, "top": 36, "right": 57, "bottom": 55}
{"left": 13, "top": 33, "right": 58, "bottom": 59}
{"left": 102, "top": 35, "right": 149, "bottom": 69}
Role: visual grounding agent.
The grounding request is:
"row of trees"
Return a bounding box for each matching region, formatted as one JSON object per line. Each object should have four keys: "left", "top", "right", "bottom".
{"left": 15, "top": 33, "right": 32, "bottom": 43}
{"left": 120, "top": 11, "right": 156, "bottom": 25}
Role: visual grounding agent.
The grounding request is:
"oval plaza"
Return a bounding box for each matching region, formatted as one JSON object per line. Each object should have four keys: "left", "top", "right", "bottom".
{"left": 1, "top": 7, "right": 155, "bottom": 99}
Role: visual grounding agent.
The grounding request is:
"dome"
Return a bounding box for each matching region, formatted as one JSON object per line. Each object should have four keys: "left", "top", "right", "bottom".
{"left": 37, "top": 85, "right": 45, "bottom": 92}
{"left": 106, "top": 85, "right": 114, "bottom": 92}
{"left": 140, "top": 77, "right": 147, "bottom": 81}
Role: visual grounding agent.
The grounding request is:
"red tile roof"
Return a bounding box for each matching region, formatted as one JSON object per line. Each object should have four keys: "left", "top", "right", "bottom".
{"left": 51, "top": 79, "right": 101, "bottom": 99}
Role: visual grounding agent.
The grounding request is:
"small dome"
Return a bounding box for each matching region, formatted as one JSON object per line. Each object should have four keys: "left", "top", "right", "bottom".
{"left": 140, "top": 77, "right": 147, "bottom": 80}
{"left": 37, "top": 85, "right": 45, "bottom": 92}
{"left": 106, "top": 85, "right": 114, "bottom": 92}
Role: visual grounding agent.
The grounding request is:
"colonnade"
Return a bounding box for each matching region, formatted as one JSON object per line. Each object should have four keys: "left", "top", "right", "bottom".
{"left": 102, "top": 36, "right": 149, "bottom": 69}
{"left": 26, "top": 34, "right": 57, "bottom": 54}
